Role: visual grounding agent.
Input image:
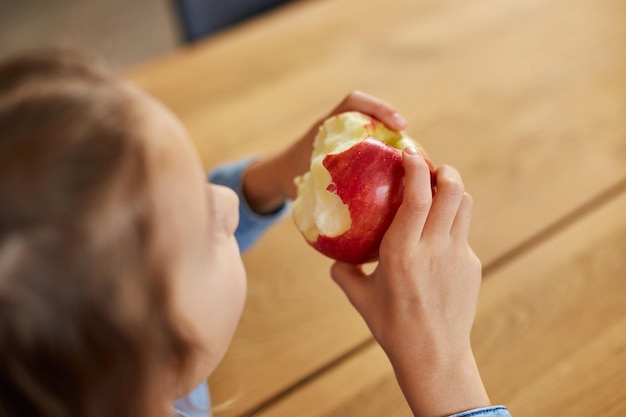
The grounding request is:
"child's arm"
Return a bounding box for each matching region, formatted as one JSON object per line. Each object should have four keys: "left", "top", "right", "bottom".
{"left": 241, "top": 91, "right": 407, "bottom": 214}
{"left": 331, "top": 149, "right": 508, "bottom": 417}
{"left": 210, "top": 91, "right": 405, "bottom": 250}
{"left": 231, "top": 91, "right": 509, "bottom": 415}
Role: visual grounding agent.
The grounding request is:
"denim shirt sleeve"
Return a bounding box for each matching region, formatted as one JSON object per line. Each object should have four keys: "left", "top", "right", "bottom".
{"left": 208, "top": 158, "right": 291, "bottom": 252}
{"left": 449, "top": 406, "right": 512, "bottom": 417}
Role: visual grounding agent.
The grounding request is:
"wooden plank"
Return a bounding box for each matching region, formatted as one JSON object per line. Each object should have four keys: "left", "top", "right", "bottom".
{"left": 471, "top": 199, "right": 626, "bottom": 415}
{"left": 255, "top": 177, "right": 626, "bottom": 417}
{"left": 122, "top": 0, "right": 626, "bottom": 414}
{"left": 125, "top": 0, "right": 626, "bottom": 265}
{"left": 253, "top": 342, "right": 406, "bottom": 417}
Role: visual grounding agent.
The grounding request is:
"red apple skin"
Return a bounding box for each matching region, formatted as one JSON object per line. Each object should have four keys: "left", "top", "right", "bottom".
{"left": 309, "top": 137, "right": 406, "bottom": 264}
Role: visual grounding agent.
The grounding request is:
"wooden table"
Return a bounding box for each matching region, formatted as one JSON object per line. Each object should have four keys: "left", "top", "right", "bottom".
{"left": 126, "top": 0, "right": 626, "bottom": 415}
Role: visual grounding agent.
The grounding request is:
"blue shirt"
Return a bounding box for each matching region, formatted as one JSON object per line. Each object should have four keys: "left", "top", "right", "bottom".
{"left": 450, "top": 406, "right": 511, "bottom": 417}
{"left": 174, "top": 159, "right": 511, "bottom": 417}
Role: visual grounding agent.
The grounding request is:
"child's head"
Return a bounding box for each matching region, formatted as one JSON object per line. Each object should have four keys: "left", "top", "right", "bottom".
{"left": 0, "top": 50, "right": 246, "bottom": 417}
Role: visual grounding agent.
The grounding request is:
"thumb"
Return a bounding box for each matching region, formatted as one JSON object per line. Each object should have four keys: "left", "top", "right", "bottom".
{"left": 330, "top": 262, "right": 369, "bottom": 312}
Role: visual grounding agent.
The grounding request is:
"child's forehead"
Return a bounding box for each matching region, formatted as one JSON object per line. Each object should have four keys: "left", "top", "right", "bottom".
{"left": 124, "top": 82, "right": 208, "bottom": 215}
{"left": 122, "top": 84, "right": 192, "bottom": 158}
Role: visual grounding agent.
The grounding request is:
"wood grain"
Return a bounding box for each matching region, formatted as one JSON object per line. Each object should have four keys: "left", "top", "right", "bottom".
{"left": 122, "top": 0, "right": 626, "bottom": 414}
{"left": 256, "top": 177, "right": 626, "bottom": 417}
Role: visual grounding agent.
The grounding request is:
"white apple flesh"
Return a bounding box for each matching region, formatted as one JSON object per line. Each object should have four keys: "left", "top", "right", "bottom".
{"left": 293, "top": 111, "right": 433, "bottom": 264}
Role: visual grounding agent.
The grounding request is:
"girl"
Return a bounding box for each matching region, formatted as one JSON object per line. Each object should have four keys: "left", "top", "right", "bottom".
{"left": 0, "top": 50, "right": 511, "bottom": 417}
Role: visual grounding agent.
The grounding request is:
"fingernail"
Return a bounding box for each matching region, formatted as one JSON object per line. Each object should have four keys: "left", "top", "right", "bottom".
{"left": 405, "top": 146, "right": 420, "bottom": 156}
{"left": 392, "top": 112, "right": 407, "bottom": 128}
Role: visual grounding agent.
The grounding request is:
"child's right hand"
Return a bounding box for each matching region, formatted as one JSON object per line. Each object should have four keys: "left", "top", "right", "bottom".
{"left": 331, "top": 147, "right": 491, "bottom": 417}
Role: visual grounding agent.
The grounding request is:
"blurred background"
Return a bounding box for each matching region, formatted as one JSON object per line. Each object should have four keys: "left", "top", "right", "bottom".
{"left": 0, "top": 0, "right": 294, "bottom": 69}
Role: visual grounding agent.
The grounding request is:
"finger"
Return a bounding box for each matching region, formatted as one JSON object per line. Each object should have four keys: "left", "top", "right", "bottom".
{"left": 423, "top": 165, "right": 465, "bottom": 237}
{"left": 380, "top": 147, "right": 433, "bottom": 254}
{"left": 330, "top": 262, "right": 369, "bottom": 312}
{"left": 332, "top": 90, "right": 407, "bottom": 131}
{"left": 451, "top": 192, "right": 474, "bottom": 242}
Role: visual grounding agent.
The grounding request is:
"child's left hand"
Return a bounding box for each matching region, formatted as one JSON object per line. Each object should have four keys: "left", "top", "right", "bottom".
{"left": 243, "top": 91, "right": 408, "bottom": 214}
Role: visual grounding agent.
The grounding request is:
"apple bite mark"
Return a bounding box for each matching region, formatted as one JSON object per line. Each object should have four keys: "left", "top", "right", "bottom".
{"left": 293, "top": 111, "right": 430, "bottom": 264}
{"left": 293, "top": 159, "right": 352, "bottom": 242}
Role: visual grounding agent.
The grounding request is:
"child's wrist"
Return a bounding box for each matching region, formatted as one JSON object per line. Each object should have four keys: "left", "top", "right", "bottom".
{"left": 390, "top": 347, "right": 490, "bottom": 417}
{"left": 242, "top": 157, "right": 289, "bottom": 215}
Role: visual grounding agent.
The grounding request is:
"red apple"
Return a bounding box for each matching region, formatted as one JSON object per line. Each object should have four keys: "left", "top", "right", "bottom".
{"left": 293, "top": 111, "right": 434, "bottom": 264}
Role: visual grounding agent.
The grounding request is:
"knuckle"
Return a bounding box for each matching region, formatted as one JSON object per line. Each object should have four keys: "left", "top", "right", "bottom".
{"left": 343, "top": 90, "right": 361, "bottom": 105}
{"left": 469, "top": 249, "right": 483, "bottom": 275}
{"left": 463, "top": 191, "right": 474, "bottom": 206}
{"left": 460, "top": 192, "right": 474, "bottom": 214}
{"left": 438, "top": 167, "right": 465, "bottom": 198}
{"left": 380, "top": 231, "right": 414, "bottom": 262}
{"left": 378, "top": 241, "right": 395, "bottom": 261}
{"left": 404, "top": 192, "right": 432, "bottom": 215}
{"left": 472, "top": 251, "right": 482, "bottom": 269}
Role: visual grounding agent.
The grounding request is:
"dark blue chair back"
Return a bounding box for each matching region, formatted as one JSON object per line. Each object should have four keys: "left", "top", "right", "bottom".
{"left": 173, "top": 0, "right": 293, "bottom": 42}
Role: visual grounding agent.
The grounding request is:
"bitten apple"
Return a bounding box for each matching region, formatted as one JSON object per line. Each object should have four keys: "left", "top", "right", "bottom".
{"left": 293, "top": 111, "right": 434, "bottom": 264}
